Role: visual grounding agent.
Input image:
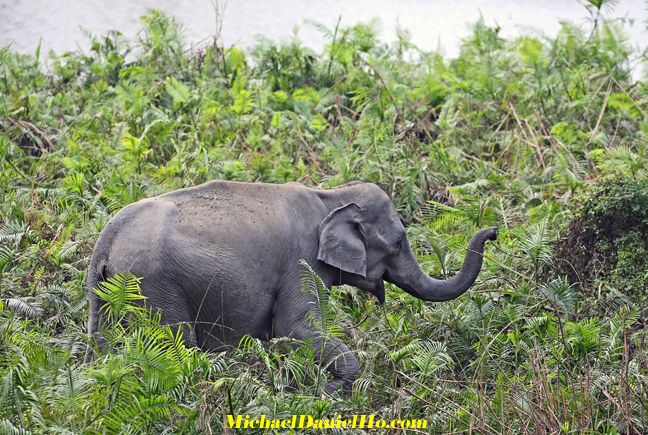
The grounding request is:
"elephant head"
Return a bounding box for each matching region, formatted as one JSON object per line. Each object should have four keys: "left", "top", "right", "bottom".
{"left": 318, "top": 183, "right": 497, "bottom": 303}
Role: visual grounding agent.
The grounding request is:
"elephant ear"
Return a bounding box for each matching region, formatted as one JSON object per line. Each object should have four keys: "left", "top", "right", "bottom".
{"left": 317, "top": 203, "right": 367, "bottom": 277}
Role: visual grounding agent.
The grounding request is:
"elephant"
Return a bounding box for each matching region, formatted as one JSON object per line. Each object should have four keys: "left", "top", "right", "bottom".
{"left": 86, "top": 180, "right": 496, "bottom": 393}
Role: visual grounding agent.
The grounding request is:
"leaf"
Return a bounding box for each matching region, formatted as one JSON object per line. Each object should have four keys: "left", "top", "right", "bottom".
{"left": 104, "top": 394, "right": 180, "bottom": 433}
{"left": 93, "top": 272, "right": 146, "bottom": 322}
{"left": 5, "top": 297, "right": 44, "bottom": 319}
{"left": 538, "top": 277, "right": 576, "bottom": 316}
{"left": 63, "top": 172, "right": 85, "bottom": 195}
{"left": 310, "top": 113, "right": 329, "bottom": 131}
{"left": 0, "top": 222, "right": 31, "bottom": 246}
{"left": 299, "top": 259, "right": 341, "bottom": 337}
{"left": 164, "top": 76, "right": 190, "bottom": 109}
{"left": 231, "top": 89, "right": 253, "bottom": 115}
{"left": 390, "top": 340, "right": 453, "bottom": 375}
{"left": 0, "top": 419, "right": 32, "bottom": 435}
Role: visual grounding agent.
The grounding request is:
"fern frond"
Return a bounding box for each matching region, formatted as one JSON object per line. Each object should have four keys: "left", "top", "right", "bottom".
{"left": 352, "top": 376, "right": 376, "bottom": 399}
{"left": 5, "top": 297, "right": 44, "bottom": 319}
{"left": 538, "top": 277, "right": 576, "bottom": 316}
{"left": 391, "top": 340, "right": 453, "bottom": 375}
{"left": 298, "top": 259, "right": 342, "bottom": 337}
{"left": 104, "top": 394, "right": 180, "bottom": 434}
{"left": 239, "top": 335, "right": 274, "bottom": 379}
{"left": 609, "top": 305, "right": 639, "bottom": 337}
{"left": 0, "top": 245, "right": 16, "bottom": 272}
{"left": 515, "top": 218, "right": 554, "bottom": 273}
{"left": 94, "top": 272, "right": 146, "bottom": 323}
{"left": 0, "top": 419, "right": 32, "bottom": 435}
{"left": 0, "top": 221, "right": 31, "bottom": 246}
{"left": 389, "top": 339, "right": 422, "bottom": 364}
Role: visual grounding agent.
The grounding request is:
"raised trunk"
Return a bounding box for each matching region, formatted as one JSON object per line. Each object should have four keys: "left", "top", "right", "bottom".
{"left": 386, "top": 227, "right": 497, "bottom": 302}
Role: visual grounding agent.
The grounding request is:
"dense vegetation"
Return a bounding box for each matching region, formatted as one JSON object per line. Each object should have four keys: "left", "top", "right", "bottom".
{"left": 1, "top": 2, "right": 647, "bottom": 433}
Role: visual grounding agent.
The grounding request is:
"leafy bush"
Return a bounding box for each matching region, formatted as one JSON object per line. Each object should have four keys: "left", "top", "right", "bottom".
{"left": 555, "top": 177, "right": 648, "bottom": 303}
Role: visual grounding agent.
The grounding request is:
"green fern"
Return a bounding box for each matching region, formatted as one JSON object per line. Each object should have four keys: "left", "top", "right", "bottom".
{"left": 93, "top": 272, "right": 146, "bottom": 323}
{"left": 5, "top": 297, "right": 44, "bottom": 319}
{"left": 566, "top": 318, "right": 601, "bottom": 360}
{"left": 0, "top": 419, "right": 32, "bottom": 435}
{"left": 515, "top": 219, "right": 554, "bottom": 275}
{"left": 0, "top": 222, "right": 31, "bottom": 246}
{"left": 239, "top": 335, "right": 276, "bottom": 387}
{"left": 390, "top": 340, "right": 453, "bottom": 375}
{"left": 299, "top": 259, "right": 342, "bottom": 338}
{"left": 609, "top": 305, "right": 639, "bottom": 337}
{"left": 537, "top": 277, "right": 576, "bottom": 317}
{"left": 104, "top": 394, "right": 180, "bottom": 434}
{"left": 125, "top": 326, "right": 182, "bottom": 393}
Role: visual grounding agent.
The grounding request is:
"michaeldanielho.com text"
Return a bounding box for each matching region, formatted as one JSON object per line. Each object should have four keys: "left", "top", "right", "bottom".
{"left": 226, "top": 414, "right": 427, "bottom": 430}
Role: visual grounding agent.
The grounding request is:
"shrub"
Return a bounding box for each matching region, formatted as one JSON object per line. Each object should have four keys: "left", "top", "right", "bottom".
{"left": 554, "top": 177, "right": 648, "bottom": 303}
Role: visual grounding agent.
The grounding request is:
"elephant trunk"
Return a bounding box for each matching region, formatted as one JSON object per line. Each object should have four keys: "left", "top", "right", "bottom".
{"left": 387, "top": 227, "right": 497, "bottom": 302}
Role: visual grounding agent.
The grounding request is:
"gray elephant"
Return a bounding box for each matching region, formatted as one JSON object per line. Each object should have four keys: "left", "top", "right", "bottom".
{"left": 86, "top": 180, "right": 496, "bottom": 393}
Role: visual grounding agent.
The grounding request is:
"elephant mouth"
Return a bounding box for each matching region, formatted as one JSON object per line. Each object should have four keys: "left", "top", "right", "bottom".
{"left": 382, "top": 269, "right": 397, "bottom": 287}
{"left": 369, "top": 278, "right": 385, "bottom": 305}
{"left": 340, "top": 270, "right": 386, "bottom": 304}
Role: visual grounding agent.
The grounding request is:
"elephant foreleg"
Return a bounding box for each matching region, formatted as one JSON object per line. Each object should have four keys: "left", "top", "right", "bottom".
{"left": 316, "top": 334, "right": 359, "bottom": 394}
{"left": 282, "top": 325, "right": 359, "bottom": 394}
{"left": 272, "top": 290, "right": 359, "bottom": 394}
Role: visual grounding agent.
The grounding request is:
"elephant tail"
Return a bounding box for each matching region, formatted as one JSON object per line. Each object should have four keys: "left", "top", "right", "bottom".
{"left": 84, "top": 242, "right": 109, "bottom": 363}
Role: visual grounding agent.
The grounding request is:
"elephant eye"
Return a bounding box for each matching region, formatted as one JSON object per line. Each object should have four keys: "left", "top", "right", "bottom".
{"left": 391, "top": 238, "right": 403, "bottom": 255}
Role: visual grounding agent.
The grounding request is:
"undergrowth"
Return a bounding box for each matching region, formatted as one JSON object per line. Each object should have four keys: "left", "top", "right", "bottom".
{"left": 555, "top": 177, "right": 648, "bottom": 304}
{"left": 1, "top": 2, "right": 647, "bottom": 433}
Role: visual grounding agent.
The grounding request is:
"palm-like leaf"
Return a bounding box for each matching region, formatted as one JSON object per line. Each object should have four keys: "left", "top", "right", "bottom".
{"left": 0, "top": 222, "right": 31, "bottom": 246}
{"left": 0, "top": 419, "right": 32, "bottom": 435}
{"left": 104, "top": 394, "right": 180, "bottom": 434}
{"left": 5, "top": 298, "right": 44, "bottom": 319}
{"left": 93, "top": 273, "right": 146, "bottom": 323}
{"left": 299, "top": 259, "right": 342, "bottom": 338}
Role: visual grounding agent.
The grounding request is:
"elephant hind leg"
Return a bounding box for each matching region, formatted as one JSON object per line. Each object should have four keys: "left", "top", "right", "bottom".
{"left": 143, "top": 284, "right": 199, "bottom": 349}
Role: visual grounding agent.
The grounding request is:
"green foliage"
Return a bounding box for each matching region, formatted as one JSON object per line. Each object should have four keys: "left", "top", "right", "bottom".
{"left": 554, "top": 177, "right": 648, "bottom": 305}
{"left": 93, "top": 272, "right": 146, "bottom": 323}
{"left": 300, "top": 259, "right": 343, "bottom": 338}
{"left": 0, "top": 5, "right": 646, "bottom": 433}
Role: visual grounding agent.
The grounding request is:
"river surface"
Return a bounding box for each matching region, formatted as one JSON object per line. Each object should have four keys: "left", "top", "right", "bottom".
{"left": 1, "top": 0, "right": 646, "bottom": 75}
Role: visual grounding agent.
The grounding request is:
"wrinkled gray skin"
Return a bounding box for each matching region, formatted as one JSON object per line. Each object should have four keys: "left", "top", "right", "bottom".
{"left": 87, "top": 180, "right": 496, "bottom": 393}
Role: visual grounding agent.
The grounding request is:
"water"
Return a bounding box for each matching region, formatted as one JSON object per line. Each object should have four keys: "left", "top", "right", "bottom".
{"left": 1, "top": 0, "right": 646, "bottom": 75}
